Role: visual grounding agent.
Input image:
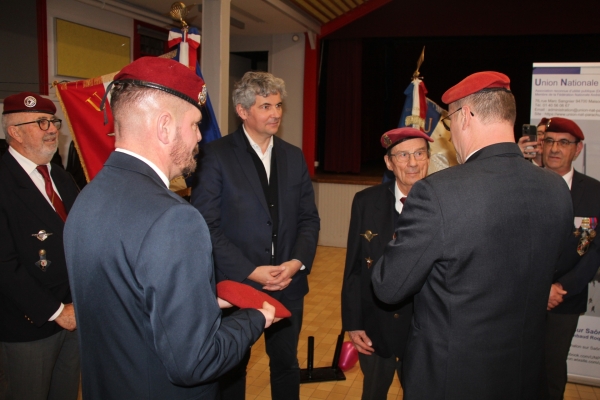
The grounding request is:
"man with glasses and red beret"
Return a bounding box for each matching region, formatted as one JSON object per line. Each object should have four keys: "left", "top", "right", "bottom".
{"left": 0, "top": 92, "right": 80, "bottom": 400}
{"left": 342, "top": 127, "right": 432, "bottom": 399}
{"left": 541, "top": 117, "right": 600, "bottom": 400}
{"left": 372, "top": 72, "right": 574, "bottom": 399}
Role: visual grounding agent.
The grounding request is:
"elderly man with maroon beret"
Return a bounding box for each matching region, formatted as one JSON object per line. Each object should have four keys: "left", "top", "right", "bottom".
{"left": 371, "top": 71, "right": 574, "bottom": 399}
{"left": 342, "top": 127, "right": 432, "bottom": 399}
{"left": 0, "top": 92, "right": 80, "bottom": 400}
{"left": 63, "top": 57, "right": 278, "bottom": 400}
{"left": 541, "top": 117, "right": 600, "bottom": 400}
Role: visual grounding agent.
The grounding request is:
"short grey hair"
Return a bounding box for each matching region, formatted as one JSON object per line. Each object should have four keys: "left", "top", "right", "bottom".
{"left": 232, "top": 71, "right": 287, "bottom": 111}
{"left": 453, "top": 89, "right": 516, "bottom": 125}
{"left": 2, "top": 114, "right": 18, "bottom": 144}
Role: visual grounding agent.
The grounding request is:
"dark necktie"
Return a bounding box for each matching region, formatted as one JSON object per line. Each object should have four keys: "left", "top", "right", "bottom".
{"left": 36, "top": 165, "right": 67, "bottom": 222}
{"left": 400, "top": 197, "right": 407, "bottom": 204}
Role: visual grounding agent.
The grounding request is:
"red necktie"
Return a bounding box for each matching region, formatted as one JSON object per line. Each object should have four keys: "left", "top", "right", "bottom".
{"left": 400, "top": 197, "right": 407, "bottom": 204}
{"left": 36, "top": 165, "right": 68, "bottom": 222}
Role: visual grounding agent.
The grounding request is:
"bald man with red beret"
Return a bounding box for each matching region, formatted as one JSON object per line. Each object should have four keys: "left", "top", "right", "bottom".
{"left": 63, "top": 57, "right": 278, "bottom": 400}
{"left": 372, "top": 71, "right": 573, "bottom": 399}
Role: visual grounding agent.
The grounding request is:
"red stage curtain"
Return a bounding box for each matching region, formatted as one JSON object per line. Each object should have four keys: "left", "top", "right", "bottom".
{"left": 323, "top": 39, "right": 362, "bottom": 173}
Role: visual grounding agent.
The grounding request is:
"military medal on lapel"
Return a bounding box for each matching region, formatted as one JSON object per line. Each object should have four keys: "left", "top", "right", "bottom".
{"left": 365, "top": 257, "right": 373, "bottom": 268}
{"left": 576, "top": 217, "right": 597, "bottom": 256}
{"left": 32, "top": 230, "right": 53, "bottom": 241}
{"left": 360, "top": 230, "right": 378, "bottom": 242}
{"left": 35, "top": 249, "right": 51, "bottom": 271}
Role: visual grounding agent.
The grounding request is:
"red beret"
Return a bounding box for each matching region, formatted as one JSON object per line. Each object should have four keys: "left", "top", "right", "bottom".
{"left": 381, "top": 127, "right": 433, "bottom": 149}
{"left": 112, "top": 57, "right": 207, "bottom": 110}
{"left": 442, "top": 71, "right": 511, "bottom": 104}
{"left": 546, "top": 117, "right": 584, "bottom": 141}
{"left": 216, "top": 280, "right": 291, "bottom": 318}
{"left": 537, "top": 118, "right": 550, "bottom": 128}
{"left": 3, "top": 92, "right": 56, "bottom": 115}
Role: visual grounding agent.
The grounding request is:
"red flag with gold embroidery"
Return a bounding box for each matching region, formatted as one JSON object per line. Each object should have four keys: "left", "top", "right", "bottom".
{"left": 55, "top": 73, "right": 117, "bottom": 182}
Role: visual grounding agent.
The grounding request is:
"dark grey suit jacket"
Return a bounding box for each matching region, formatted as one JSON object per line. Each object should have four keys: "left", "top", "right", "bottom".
{"left": 342, "top": 181, "right": 412, "bottom": 358}
{"left": 0, "top": 151, "right": 78, "bottom": 342}
{"left": 552, "top": 170, "right": 600, "bottom": 314}
{"left": 64, "top": 151, "right": 265, "bottom": 400}
{"left": 191, "top": 126, "right": 320, "bottom": 301}
{"left": 372, "top": 143, "right": 573, "bottom": 400}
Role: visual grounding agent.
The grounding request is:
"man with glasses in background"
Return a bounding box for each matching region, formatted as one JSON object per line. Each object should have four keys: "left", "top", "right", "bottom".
{"left": 0, "top": 92, "right": 80, "bottom": 400}
{"left": 372, "top": 72, "right": 573, "bottom": 399}
{"left": 541, "top": 117, "right": 600, "bottom": 400}
{"left": 342, "top": 127, "right": 432, "bottom": 399}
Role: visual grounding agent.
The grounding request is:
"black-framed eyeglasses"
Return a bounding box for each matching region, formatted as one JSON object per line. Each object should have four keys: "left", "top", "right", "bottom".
{"left": 389, "top": 149, "right": 429, "bottom": 163}
{"left": 542, "top": 138, "right": 578, "bottom": 148}
{"left": 13, "top": 118, "right": 62, "bottom": 131}
{"left": 441, "top": 107, "right": 475, "bottom": 131}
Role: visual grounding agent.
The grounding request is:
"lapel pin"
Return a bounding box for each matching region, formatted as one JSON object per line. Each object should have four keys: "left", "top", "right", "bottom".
{"left": 35, "top": 249, "right": 51, "bottom": 272}
{"left": 32, "top": 230, "right": 53, "bottom": 241}
{"left": 360, "top": 230, "right": 378, "bottom": 242}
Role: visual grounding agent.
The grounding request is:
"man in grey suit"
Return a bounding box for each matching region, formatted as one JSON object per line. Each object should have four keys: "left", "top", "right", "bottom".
{"left": 0, "top": 92, "right": 79, "bottom": 400}
{"left": 192, "top": 71, "right": 320, "bottom": 400}
{"left": 372, "top": 71, "right": 573, "bottom": 399}
{"left": 64, "top": 57, "right": 277, "bottom": 400}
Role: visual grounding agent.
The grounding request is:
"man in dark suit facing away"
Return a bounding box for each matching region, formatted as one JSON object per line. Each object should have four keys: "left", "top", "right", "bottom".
{"left": 342, "top": 127, "right": 432, "bottom": 399}
{"left": 0, "top": 92, "right": 80, "bottom": 400}
{"left": 192, "top": 71, "right": 320, "bottom": 400}
{"left": 541, "top": 117, "right": 600, "bottom": 400}
{"left": 372, "top": 71, "right": 574, "bottom": 400}
{"left": 64, "top": 57, "right": 278, "bottom": 400}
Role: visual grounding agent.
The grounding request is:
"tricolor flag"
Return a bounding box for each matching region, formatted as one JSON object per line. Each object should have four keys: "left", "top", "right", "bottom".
{"left": 397, "top": 79, "right": 458, "bottom": 174}
{"left": 55, "top": 26, "right": 221, "bottom": 184}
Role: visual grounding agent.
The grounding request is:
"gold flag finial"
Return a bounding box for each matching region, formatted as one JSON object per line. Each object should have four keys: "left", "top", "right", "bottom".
{"left": 170, "top": 2, "right": 189, "bottom": 30}
{"left": 412, "top": 46, "right": 425, "bottom": 80}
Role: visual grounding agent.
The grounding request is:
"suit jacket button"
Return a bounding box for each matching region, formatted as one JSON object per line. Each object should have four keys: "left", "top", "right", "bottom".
{"left": 265, "top": 248, "right": 270, "bottom": 253}
{"left": 394, "top": 314, "right": 400, "bottom": 319}
{"left": 269, "top": 204, "right": 274, "bottom": 208}
{"left": 267, "top": 221, "right": 272, "bottom": 226}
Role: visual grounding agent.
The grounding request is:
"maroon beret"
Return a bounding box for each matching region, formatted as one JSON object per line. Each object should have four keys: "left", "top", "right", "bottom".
{"left": 112, "top": 57, "right": 207, "bottom": 110}
{"left": 546, "top": 117, "right": 584, "bottom": 141}
{"left": 3, "top": 92, "right": 56, "bottom": 115}
{"left": 216, "top": 280, "right": 292, "bottom": 318}
{"left": 442, "top": 71, "right": 511, "bottom": 104}
{"left": 381, "top": 127, "right": 433, "bottom": 149}
{"left": 537, "top": 118, "right": 550, "bottom": 128}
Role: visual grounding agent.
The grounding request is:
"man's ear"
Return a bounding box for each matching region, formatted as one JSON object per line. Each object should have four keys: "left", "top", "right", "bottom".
{"left": 236, "top": 104, "right": 247, "bottom": 121}
{"left": 6, "top": 125, "right": 23, "bottom": 144}
{"left": 574, "top": 141, "right": 584, "bottom": 159}
{"left": 384, "top": 155, "right": 394, "bottom": 172}
{"left": 156, "top": 112, "right": 173, "bottom": 145}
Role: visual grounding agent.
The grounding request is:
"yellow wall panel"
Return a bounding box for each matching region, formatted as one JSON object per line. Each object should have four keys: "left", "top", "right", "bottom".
{"left": 56, "top": 19, "right": 130, "bottom": 79}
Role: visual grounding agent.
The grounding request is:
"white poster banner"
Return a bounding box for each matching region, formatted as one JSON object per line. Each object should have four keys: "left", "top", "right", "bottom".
{"left": 531, "top": 62, "right": 600, "bottom": 387}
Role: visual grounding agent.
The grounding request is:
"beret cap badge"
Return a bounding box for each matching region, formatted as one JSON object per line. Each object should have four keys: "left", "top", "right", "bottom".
{"left": 24, "top": 96, "right": 37, "bottom": 108}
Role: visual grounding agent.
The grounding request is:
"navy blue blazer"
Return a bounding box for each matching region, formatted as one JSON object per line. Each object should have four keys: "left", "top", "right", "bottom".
{"left": 0, "top": 151, "right": 78, "bottom": 342}
{"left": 64, "top": 152, "right": 265, "bottom": 400}
{"left": 552, "top": 170, "right": 600, "bottom": 314}
{"left": 342, "top": 181, "right": 413, "bottom": 359}
{"left": 191, "top": 126, "right": 320, "bottom": 301}
{"left": 372, "top": 143, "right": 573, "bottom": 400}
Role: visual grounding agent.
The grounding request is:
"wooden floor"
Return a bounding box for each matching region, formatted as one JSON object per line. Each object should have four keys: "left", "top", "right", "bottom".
{"left": 246, "top": 246, "right": 600, "bottom": 400}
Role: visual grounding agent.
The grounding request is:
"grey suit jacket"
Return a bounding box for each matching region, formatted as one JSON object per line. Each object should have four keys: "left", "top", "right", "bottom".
{"left": 372, "top": 143, "right": 573, "bottom": 400}
{"left": 0, "top": 151, "right": 78, "bottom": 342}
{"left": 191, "top": 126, "right": 320, "bottom": 301}
{"left": 64, "top": 151, "right": 265, "bottom": 400}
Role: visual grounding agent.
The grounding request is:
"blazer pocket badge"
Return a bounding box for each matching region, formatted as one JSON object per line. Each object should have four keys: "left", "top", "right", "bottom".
{"left": 35, "top": 249, "right": 51, "bottom": 272}
{"left": 360, "top": 230, "right": 378, "bottom": 242}
{"left": 575, "top": 217, "right": 597, "bottom": 256}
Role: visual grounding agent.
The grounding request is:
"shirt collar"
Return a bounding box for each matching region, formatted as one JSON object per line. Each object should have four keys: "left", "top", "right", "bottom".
{"left": 8, "top": 146, "right": 49, "bottom": 175}
{"left": 242, "top": 125, "right": 273, "bottom": 156}
{"left": 115, "top": 148, "right": 170, "bottom": 188}
{"left": 562, "top": 166, "right": 575, "bottom": 190}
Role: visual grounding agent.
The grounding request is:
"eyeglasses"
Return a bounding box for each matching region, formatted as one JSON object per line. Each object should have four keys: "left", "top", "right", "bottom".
{"left": 389, "top": 149, "right": 429, "bottom": 163}
{"left": 542, "top": 138, "right": 578, "bottom": 148}
{"left": 13, "top": 118, "right": 62, "bottom": 131}
{"left": 441, "top": 107, "right": 475, "bottom": 131}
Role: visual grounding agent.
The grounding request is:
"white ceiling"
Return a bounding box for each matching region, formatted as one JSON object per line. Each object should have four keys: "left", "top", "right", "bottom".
{"left": 118, "top": 0, "right": 321, "bottom": 36}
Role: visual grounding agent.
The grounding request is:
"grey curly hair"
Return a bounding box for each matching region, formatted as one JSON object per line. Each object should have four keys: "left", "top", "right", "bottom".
{"left": 232, "top": 71, "right": 287, "bottom": 111}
